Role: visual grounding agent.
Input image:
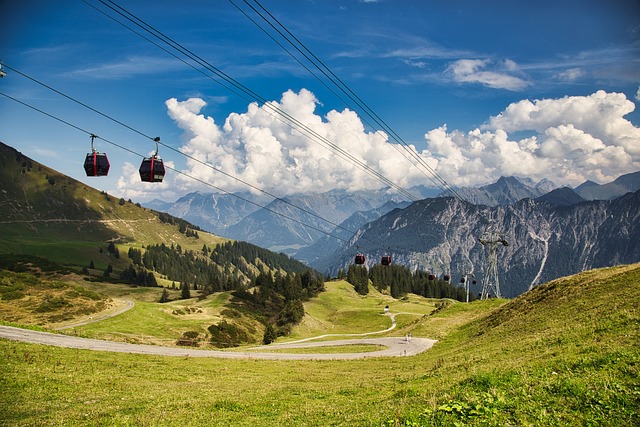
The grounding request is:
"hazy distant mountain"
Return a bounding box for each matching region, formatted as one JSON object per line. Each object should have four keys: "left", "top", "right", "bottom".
{"left": 318, "top": 192, "right": 640, "bottom": 297}
{"left": 444, "top": 176, "right": 555, "bottom": 206}
{"left": 535, "top": 187, "right": 585, "bottom": 206}
{"left": 575, "top": 171, "right": 640, "bottom": 200}
{"left": 225, "top": 191, "right": 407, "bottom": 254}
{"left": 294, "top": 200, "right": 410, "bottom": 265}
{"left": 152, "top": 191, "right": 266, "bottom": 235}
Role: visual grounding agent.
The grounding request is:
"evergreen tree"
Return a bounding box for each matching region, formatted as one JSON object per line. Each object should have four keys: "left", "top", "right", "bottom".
{"left": 180, "top": 281, "right": 191, "bottom": 299}
{"left": 159, "top": 288, "right": 170, "bottom": 303}
{"left": 347, "top": 265, "right": 369, "bottom": 295}
{"left": 263, "top": 323, "right": 277, "bottom": 345}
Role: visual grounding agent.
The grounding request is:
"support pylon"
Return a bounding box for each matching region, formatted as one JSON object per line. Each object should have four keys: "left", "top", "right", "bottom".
{"left": 478, "top": 228, "right": 508, "bottom": 299}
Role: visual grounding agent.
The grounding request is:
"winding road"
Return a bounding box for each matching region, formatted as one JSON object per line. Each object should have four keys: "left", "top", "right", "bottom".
{"left": 0, "top": 307, "right": 437, "bottom": 360}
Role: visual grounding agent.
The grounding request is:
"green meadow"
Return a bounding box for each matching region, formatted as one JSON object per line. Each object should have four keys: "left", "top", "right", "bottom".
{"left": 2, "top": 264, "right": 639, "bottom": 426}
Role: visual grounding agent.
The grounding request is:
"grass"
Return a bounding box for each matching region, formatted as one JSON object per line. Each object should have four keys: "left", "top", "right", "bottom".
{"left": 1, "top": 264, "right": 639, "bottom": 426}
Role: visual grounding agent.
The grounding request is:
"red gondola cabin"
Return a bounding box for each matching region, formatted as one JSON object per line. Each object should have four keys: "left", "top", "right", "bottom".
{"left": 381, "top": 255, "right": 391, "bottom": 266}
{"left": 354, "top": 253, "right": 365, "bottom": 265}
{"left": 84, "top": 151, "right": 110, "bottom": 177}
{"left": 139, "top": 155, "right": 165, "bottom": 183}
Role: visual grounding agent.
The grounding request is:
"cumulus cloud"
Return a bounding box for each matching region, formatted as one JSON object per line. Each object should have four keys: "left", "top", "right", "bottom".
{"left": 159, "top": 89, "right": 433, "bottom": 197}
{"left": 446, "top": 59, "right": 528, "bottom": 91}
{"left": 424, "top": 90, "right": 640, "bottom": 187}
{"left": 115, "top": 89, "right": 640, "bottom": 199}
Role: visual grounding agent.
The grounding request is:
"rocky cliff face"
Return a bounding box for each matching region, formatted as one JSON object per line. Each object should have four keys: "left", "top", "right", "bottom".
{"left": 321, "top": 191, "right": 640, "bottom": 297}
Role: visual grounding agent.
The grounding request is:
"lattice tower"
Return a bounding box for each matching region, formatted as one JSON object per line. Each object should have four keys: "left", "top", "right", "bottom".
{"left": 478, "top": 228, "right": 508, "bottom": 299}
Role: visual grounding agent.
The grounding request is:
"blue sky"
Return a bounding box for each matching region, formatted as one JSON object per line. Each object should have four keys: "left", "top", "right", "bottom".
{"left": 1, "top": 0, "right": 639, "bottom": 202}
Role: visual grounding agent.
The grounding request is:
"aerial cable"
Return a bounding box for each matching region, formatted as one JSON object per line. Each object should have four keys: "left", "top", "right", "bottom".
{"left": 0, "top": 79, "right": 387, "bottom": 253}
{"left": 230, "top": 0, "right": 447, "bottom": 196}
{"left": 239, "top": 0, "right": 465, "bottom": 202}
{"left": 89, "top": 0, "right": 420, "bottom": 202}
{"left": 0, "top": 90, "right": 365, "bottom": 247}
{"left": 80, "top": 0, "right": 252, "bottom": 105}
{"left": 1, "top": 65, "right": 383, "bottom": 242}
{"left": 248, "top": 0, "right": 462, "bottom": 199}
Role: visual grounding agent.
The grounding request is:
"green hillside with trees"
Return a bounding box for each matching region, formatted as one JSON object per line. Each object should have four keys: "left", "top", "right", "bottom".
{"left": 1, "top": 263, "right": 638, "bottom": 426}
{"left": 0, "top": 141, "right": 324, "bottom": 344}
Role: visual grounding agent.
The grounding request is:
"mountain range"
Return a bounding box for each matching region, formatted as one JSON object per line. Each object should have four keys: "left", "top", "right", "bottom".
{"left": 3, "top": 138, "right": 638, "bottom": 300}
{"left": 149, "top": 171, "right": 640, "bottom": 284}
{"left": 322, "top": 191, "right": 640, "bottom": 297}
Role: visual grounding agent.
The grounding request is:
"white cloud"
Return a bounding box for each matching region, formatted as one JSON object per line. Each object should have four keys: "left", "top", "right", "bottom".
{"left": 65, "top": 56, "right": 183, "bottom": 80}
{"left": 446, "top": 59, "right": 529, "bottom": 91}
{"left": 115, "top": 89, "right": 640, "bottom": 199}
{"left": 555, "top": 67, "right": 584, "bottom": 82}
{"left": 424, "top": 90, "right": 640, "bottom": 187}
{"left": 636, "top": 86, "right": 640, "bottom": 101}
{"left": 157, "top": 89, "right": 433, "bottom": 197}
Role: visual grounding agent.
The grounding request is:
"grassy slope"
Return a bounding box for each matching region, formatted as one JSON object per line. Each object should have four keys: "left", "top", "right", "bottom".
{"left": 0, "top": 142, "right": 226, "bottom": 269}
{"left": 1, "top": 264, "right": 638, "bottom": 426}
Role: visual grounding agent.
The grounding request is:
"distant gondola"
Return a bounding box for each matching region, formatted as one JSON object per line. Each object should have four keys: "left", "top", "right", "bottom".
{"left": 139, "top": 137, "right": 165, "bottom": 182}
{"left": 428, "top": 273, "right": 435, "bottom": 281}
{"left": 444, "top": 274, "right": 451, "bottom": 282}
{"left": 354, "top": 253, "right": 366, "bottom": 265}
{"left": 83, "top": 134, "right": 110, "bottom": 177}
{"left": 381, "top": 255, "right": 391, "bottom": 266}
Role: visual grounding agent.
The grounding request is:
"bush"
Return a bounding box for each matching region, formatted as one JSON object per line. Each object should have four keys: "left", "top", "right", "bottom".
{"left": 176, "top": 331, "right": 200, "bottom": 347}
{"left": 208, "top": 320, "right": 249, "bottom": 348}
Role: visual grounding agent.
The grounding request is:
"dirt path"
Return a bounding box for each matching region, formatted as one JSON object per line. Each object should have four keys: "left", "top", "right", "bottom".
{"left": 0, "top": 312, "right": 436, "bottom": 360}
{"left": 52, "top": 299, "right": 134, "bottom": 330}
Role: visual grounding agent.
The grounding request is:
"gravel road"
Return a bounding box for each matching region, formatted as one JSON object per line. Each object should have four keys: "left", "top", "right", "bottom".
{"left": 0, "top": 325, "right": 436, "bottom": 360}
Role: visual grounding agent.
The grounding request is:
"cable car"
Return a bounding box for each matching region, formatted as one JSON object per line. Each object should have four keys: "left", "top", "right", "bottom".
{"left": 381, "top": 255, "right": 391, "bottom": 266}
{"left": 444, "top": 274, "right": 451, "bottom": 282}
{"left": 460, "top": 277, "right": 466, "bottom": 283}
{"left": 428, "top": 273, "right": 435, "bottom": 281}
{"left": 139, "top": 137, "right": 165, "bottom": 182}
{"left": 354, "top": 253, "right": 365, "bottom": 265}
{"left": 83, "top": 134, "right": 110, "bottom": 177}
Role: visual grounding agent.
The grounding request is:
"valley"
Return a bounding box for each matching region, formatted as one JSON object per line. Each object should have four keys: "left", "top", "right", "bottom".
{"left": 2, "top": 263, "right": 638, "bottom": 426}
{"left": 1, "top": 141, "right": 639, "bottom": 425}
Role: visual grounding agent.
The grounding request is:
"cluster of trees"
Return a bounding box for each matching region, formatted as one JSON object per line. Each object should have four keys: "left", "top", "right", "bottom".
{"left": 137, "top": 241, "right": 314, "bottom": 298}
{"left": 119, "top": 263, "right": 158, "bottom": 287}
{"left": 346, "top": 264, "right": 474, "bottom": 302}
{"left": 128, "top": 241, "right": 325, "bottom": 347}
{"left": 231, "top": 270, "right": 324, "bottom": 345}
{"left": 209, "top": 241, "right": 309, "bottom": 274}
{"left": 139, "top": 243, "right": 244, "bottom": 294}
{"left": 156, "top": 212, "right": 201, "bottom": 238}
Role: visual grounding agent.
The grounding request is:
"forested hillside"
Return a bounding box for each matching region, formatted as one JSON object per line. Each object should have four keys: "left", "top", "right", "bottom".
{"left": 345, "top": 264, "right": 472, "bottom": 301}
{"left": 0, "top": 141, "right": 326, "bottom": 345}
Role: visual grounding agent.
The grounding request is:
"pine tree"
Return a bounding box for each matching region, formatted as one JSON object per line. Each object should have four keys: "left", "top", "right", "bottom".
{"left": 180, "top": 281, "right": 191, "bottom": 299}
{"left": 263, "top": 323, "right": 277, "bottom": 345}
{"left": 159, "top": 288, "right": 169, "bottom": 303}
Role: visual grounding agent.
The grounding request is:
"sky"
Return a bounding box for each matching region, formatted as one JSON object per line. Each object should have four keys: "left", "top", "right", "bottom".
{"left": 1, "top": 0, "right": 639, "bottom": 203}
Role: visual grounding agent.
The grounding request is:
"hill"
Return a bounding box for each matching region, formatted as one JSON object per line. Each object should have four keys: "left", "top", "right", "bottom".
{"left": 1, "top": 263, "right": 638, "bottom": 425}
{"left": 0, "top": 141, "right": 225, "bottom": 265}
{"left": 0, "top": 141, "right": 324, "bottom": 343}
